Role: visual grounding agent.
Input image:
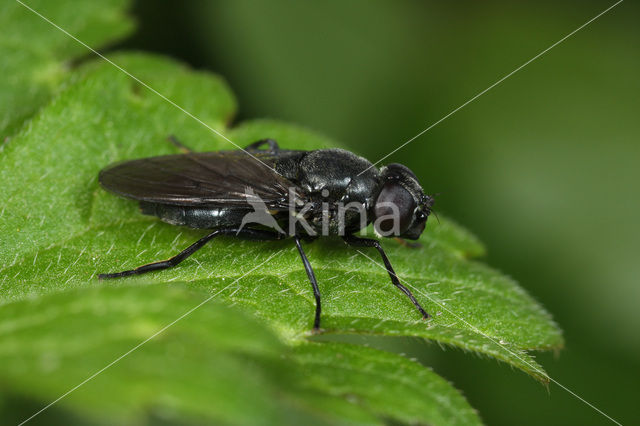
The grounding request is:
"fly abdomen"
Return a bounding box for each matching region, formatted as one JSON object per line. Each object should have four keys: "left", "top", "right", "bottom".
{"left": 139, "top": 202, "right": 247, "bottom": 229}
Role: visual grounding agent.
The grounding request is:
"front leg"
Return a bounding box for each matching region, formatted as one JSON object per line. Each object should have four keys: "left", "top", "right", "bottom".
{"left": 393, "top": 237, "right": 422, "bottom": 249}
{"left": 343, "top": 234, "right": 429, "bottom": 319}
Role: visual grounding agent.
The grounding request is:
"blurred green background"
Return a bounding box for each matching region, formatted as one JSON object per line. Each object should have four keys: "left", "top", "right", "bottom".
{"left": 118, "top": 1, "right": 639, "bottom": 424}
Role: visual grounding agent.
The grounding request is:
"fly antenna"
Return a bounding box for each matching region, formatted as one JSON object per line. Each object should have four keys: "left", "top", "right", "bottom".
{"left": 432, "top": 209, "right": 441, "bottom": 225}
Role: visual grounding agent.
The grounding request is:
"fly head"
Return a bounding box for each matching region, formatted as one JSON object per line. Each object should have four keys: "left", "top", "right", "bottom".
{"left": 373, "top": 163, "right": 434, "bottom": 240}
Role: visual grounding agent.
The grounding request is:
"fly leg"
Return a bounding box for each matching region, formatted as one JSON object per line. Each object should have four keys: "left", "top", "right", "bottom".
{"left": 99, "top": 228, "right": 284, "bottom": 279}
{"left": 393, "top": 237, "right": 422, "bottom": 249}
{"left": 167, "top": 135, "right": 280, "bottom": 153}
{"left": 343, "top": 234, "right": 429, "bottom": 320}
{"left": 244, "top": 139, "right": 279, "bottom": 151}
{"left": 167, "top": 134, "right": 193, "bottom": 153}
{"left": 294, "top": 236, "right": 322, "bottom": 331}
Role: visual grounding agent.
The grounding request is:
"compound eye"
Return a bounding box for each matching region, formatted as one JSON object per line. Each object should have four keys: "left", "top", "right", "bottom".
{"left": 374, "top": 182, "right": 416, "bottom": 235}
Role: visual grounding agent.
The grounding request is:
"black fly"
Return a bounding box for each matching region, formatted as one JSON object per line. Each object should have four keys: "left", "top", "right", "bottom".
{"left": 98, "top": 137, "right": 435, "bottom": 331}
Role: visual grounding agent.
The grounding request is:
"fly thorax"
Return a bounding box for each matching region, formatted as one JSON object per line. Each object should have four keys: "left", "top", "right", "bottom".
{"left": 295, "top": 149, "right": 382, "bottom": 236}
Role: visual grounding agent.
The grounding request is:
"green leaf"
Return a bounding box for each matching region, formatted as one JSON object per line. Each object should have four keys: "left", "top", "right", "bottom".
{"left": 0, "top": 0, "right": 134, "bottom": 137}
{"left": 0, "top": 51, "right": 561, "bottom": 423}
{"left": 0, "top": 284, "right": 315, "bottom": 425}
{"left": 295, "top": 342, "right": 481, "bottom": 425}
{"left": 0, "top": 284, "right": 480, "bottom": 425}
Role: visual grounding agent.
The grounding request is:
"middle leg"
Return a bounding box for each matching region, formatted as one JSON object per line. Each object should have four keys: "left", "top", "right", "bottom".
{"left": 294, "top": 236, "right": 322, "bottom": 331}
{"left": 244, "top": 139, "right": 279, "bottom": 152}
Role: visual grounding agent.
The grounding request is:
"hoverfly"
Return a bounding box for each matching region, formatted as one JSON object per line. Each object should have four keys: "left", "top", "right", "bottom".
{"left": 99, "top": 137, "right": 434, "bottom": 330}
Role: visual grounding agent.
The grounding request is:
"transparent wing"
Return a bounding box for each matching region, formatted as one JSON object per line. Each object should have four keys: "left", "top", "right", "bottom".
{"left": 99, "top": 150, "right": 303, "bottom": 209}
